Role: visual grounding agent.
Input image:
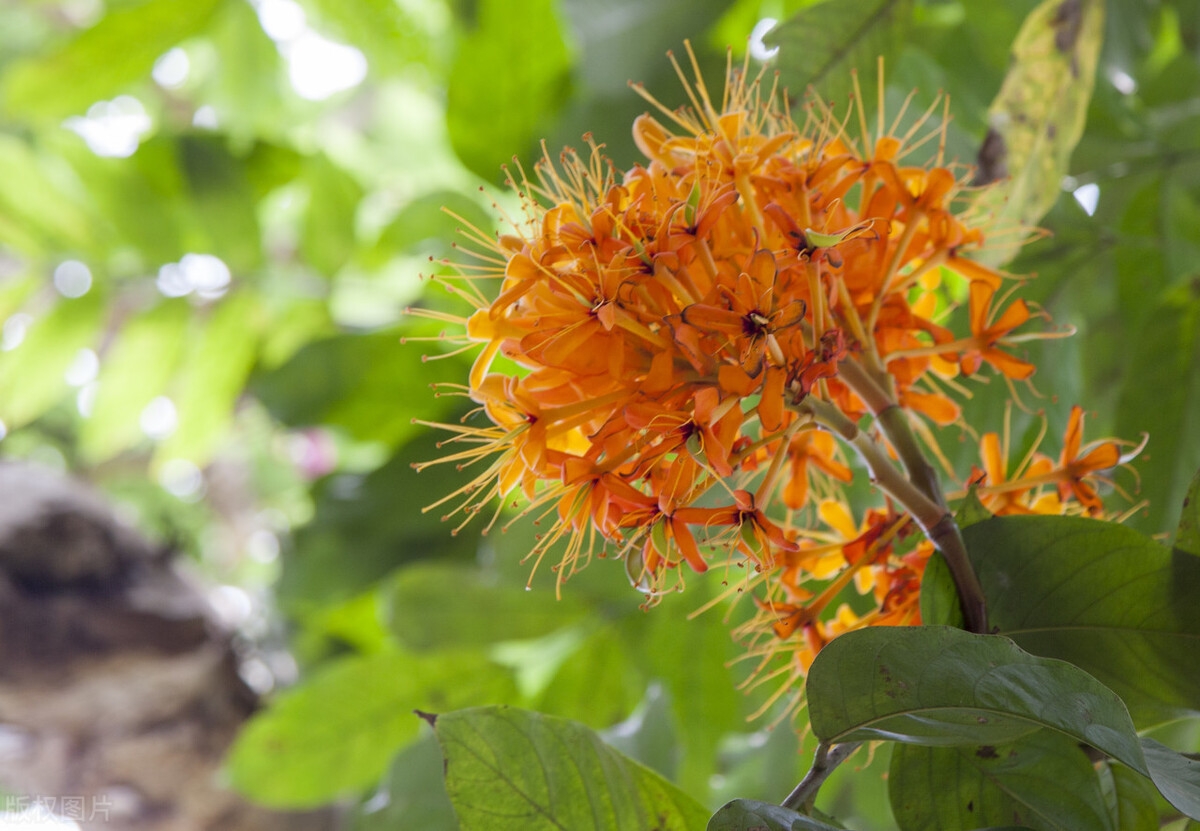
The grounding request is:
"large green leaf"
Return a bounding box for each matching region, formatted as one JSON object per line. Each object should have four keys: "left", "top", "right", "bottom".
{"left": 2, "top": 0, "right": 223, "bottom": 119}
{"left": 226, "top": 649, "right": 518, "bottom": 808}
{"left": 446, "top": 0, "right": 573, "bottom": 181}
{"left": 179, "top": 135, "right": 264, "bottom": 273}
{"left": 707, "top": 798, "right": 844, "bottom": 831}
{"left": 806, "top": 626, "right": 1144, "bottom": 766}
{"left": 963, "top": 514, "right": 1200, "bottom": 726}
{"left": 970, "top": 0, "right": 1105, "bottom": 266}
{"left": 1116, "top": 285, "right": 1200, "bottom": 537}
{"left": 301, "top": 154, "right": 363, "bottom": 276}
{"left": 1140, "top": 738, "right": 1200, "bottom": 822}
{"left": 431, "top": 706, "right": 710, "bottom": 831}
{"left": 889, "top": 730, "right": 1113, "bottom": 831}
{"left": 766, "top": 0, "right": 914, "bottom": 105}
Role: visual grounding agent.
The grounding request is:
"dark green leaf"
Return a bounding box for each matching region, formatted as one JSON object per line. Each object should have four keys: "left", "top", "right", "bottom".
{"left": 707, "top": 798, "right": 845, "bottom": 831}
{"left": 433, "top": 705, "right": 710, "bottom": 831}
{"left": 964, "top": 515, "right": 1200, "bottom": 725}
{"left": 2, "top": 0, "right": 223, "bottom": 119}
{"left": 1176, "top": 468, "right": 1200, "bottom": 557}
{"left": 806, "top": 625, "right": 1146, "bottom": 773}
{"left": 226, "top": 649, "right": 518, "bottom": 808}
{"left": 766, "top": 0, "right": 914, "bottom": 105}
{"left": 889, "top": 730, "right": 1113, "bottom": 831}
{"left": 971, "top": 0, "right": 1105, "bottom": 266}
{"left": 446, "top": 0, "right": 573, "bottom": 181}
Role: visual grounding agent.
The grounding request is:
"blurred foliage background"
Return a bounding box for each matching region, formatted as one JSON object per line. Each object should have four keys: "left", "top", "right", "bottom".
{"left": 0, "top": 0, "right": 1197, "bottom": 827}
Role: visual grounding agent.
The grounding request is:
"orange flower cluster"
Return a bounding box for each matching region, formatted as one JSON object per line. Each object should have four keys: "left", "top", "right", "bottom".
{"left": 413, "top": 48, "right": 1134, "bottom": 686}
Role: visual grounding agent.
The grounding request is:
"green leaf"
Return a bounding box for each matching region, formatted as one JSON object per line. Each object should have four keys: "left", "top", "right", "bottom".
{"left": 707, "top": 798, "right": 845, "bottom": 831}
{"left": 446, "top": 0, "right": 573, "bottom": 181}
{"left": 384, "top": 562, "right": 588, "bottom": 651}
{"left": 766, "top": 0, "right": 914, "bottom": 105}
{"left": 2, "top": 0, "right": 223, "bottom": 119}
{"left": 351, "top": 731, "right": 457, "bottom": 831}
{"left": 919, "top": 549, "right": 965, "bottom": 629}
{"left": 226, "top": 649, "right": 518, "bottom": 808}
{"left": 806, "top": 626, "right": 1145, "bottom": 771}
{"left": 252, "top": 326, "right": 459, "bottom": 449}
{"left": 154, "top": 290, "right": 261, "bottom": 467}
{"left": 0, "top": 135, "right": 98, "bottom": 254}
{"left": 80, "top": 299, "right": 190, "bottom": 462}
{"left": 1176, "top": 468, "right": 1200, "bottom": 557}
{"left": 1103, "top": 762, "right": 1160, "bottom": 831}
{"left": 179, "top": 135, "right": 263, "bottom": 273}
{"left": 964, "top": 515, "right": 1200, "bottom": 726}
{"left": 619, "top": 585, "right": 744, "bottom": 797}
{"left": 970, "top": 0, "right": 1105, "bottom": 266}
{"left": 1140, "top": 738, "right": 1200, "bottom": 822}
{"left": 889, "top": 730, "right": 1114, "bottom": 831}
{"left": 0, "top": 292, "right": 104, "bottom": 428}
{"left": 432, "top": 705, "right": 710, "bottom": 831}
{"left": 536, "top": 628, "right": 645, "bottom": 731}
{"left": 301, "top": 154, "right": 363, "bottom": 276}
{"left": 1116, "top": 284, "right": 1200, "bottom": 537}
{"left": 279, "top": 433, "right": 481, "bottom": 609}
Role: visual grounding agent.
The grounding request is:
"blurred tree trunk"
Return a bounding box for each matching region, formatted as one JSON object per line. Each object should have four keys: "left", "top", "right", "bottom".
{"left": 0, "top": 461, "right": 336, "bottom": 831}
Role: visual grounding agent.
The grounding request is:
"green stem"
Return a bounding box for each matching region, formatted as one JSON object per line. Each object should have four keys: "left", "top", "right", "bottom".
{"left": 794, "top": 396, "right": 988, "bottom": 634}
{"left": 781, "top": 741, "right": 862, "bottom": 812}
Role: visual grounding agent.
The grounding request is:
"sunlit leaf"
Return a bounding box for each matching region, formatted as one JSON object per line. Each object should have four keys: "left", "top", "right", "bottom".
{"left": 432, "top": 705, "right": 710, "bottom": 831}
{"left": 227, "top": 649, "right": 518, "bottom": 808}
{"left": 80, "top": 299, "right": 190, "bottom": 462}
{"left": 766, "top": 0, "right": 914, "bottom": 105}
{"left": 0, "top": 292, "right": 104, "bottom": 428}
{"left": 154, "top": 290, "right": 261, "bottom": 467}
{"left": 0, "top": 135, "right": 98, "bottom": 254}
{"left": 446, "top": 0, "right": 573, "bottom": 181}
{"left": 889, "top": 730, "right": 1113, "bottom": 831}
{"left": 964, "top": 514, "right": 1200, "bottom": 726}
{"left": 970, "top": 0, "right": 1105, "bottom": 266}
{"left": 2, "top": 0, "right": 223, "bottom": 119}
